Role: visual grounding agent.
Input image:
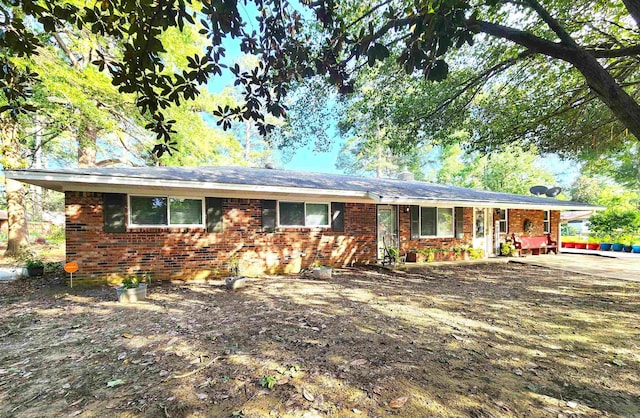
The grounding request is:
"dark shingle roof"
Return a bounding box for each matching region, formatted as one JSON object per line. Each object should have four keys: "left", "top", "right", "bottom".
{"left": 15, "top": 165, "right": 596, "bottom": 209}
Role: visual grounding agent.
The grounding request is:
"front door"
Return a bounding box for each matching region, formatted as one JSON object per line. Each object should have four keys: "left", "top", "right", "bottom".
{"left": 473, "top": 208, "right": 491, "bottom": 257}
{"left": 377, "top": 205, "right": 399, "bottom": 259}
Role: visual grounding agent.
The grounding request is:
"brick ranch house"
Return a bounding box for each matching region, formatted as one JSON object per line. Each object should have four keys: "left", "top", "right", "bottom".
{"left": 7, "top": 166, "right": 597, "bottom": 283}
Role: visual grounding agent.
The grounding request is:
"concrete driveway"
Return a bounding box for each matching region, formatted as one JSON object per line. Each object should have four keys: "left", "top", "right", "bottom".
{"left": 512, "top": 252, "right": 640, "bottom": 282}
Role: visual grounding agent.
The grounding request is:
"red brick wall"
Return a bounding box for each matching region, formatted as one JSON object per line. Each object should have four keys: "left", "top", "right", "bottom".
{"left": 399, "top": 206, "right": 474, "bottom": 251}
{"left": 507, "top": 209, "right": 559, "bottom": 240}
{"left": 488, "top": 209, "right": 559, "bottom": 248}
{"left": 65, "top": 192, "right": 561, "bottom": 282}
{"left": 65, "top": 192, "right": 378, "bottom": 282}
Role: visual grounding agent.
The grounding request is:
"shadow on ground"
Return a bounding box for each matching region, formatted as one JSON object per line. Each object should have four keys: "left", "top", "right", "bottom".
{"left": 1, "top": 263, "right": 639, "bottom": 417}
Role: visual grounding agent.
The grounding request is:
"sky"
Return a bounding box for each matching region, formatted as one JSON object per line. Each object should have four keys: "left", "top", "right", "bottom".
{"left": 204, "top": 1, "right": 345, "bottom": 174}
{"left": 204, "top": 6, "right": 580, "bottom": 184}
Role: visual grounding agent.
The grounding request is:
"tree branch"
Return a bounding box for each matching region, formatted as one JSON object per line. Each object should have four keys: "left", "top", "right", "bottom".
{"left": 474, "top": 20, "right": 578, "bottom": 61}
{"left": 622, "top": 0, "right": 640, "bottom": 28}
{"left": 95, "top": 158, "right": 133, "bottom": 167}
{"left": 524, "top": 0, "right": 577, "bottom": 46}
{"left": 588, "top": 44, "right": 640, "bottom": 58}
{"left": 345, "top": 0, "right": 394, "bottom": 31}
{"left": 409, "top": 50, "right": 533, "bottom": 125}
{"left": 52, "top": 32, "right": 78, "bottom": 67}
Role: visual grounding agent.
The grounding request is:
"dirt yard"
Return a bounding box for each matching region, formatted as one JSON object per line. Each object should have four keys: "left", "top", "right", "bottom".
{"left": 1, "top": 263, "right": 639, "bottom": 417}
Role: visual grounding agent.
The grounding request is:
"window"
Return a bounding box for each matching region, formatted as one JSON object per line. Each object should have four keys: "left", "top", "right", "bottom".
{"left": 129, "top": 195, "right": 204, "bottom": 227}
{"left": 278, "top": 202, "right": 329, "bottom": 227}
{"left": 498, "top": 209, "right": 508, "bottom": 233}
{"left": 420, "top": 206, "right": 454, "bottom": 237}
{"left": 544, "top": 210, "right": 551, "bottom": 234}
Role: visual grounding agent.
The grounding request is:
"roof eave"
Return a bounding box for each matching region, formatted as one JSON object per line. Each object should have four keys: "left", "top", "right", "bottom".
{"left": 6, "top": 170, "right": 604, "bottom": 211}
{"left": 373, "top": 195, "right": 603, "bottom": 211}
{"left": 4, "top": 170, "right": 373, "bottom": 201}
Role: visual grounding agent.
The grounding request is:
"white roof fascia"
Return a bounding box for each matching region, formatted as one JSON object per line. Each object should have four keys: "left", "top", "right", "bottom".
{"left": 5, "top": 170, "right": 373, "bottom": 201}
{"left": 6, "top": 170, "right": 603, "bottom": 211}
{"left": 374, "top": 196, "right": 603, "bottom": 211}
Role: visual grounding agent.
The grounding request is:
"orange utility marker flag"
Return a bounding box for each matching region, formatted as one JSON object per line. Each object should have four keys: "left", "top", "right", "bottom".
{"left": 64, "top": 262, "right": 78, "bottom": 288}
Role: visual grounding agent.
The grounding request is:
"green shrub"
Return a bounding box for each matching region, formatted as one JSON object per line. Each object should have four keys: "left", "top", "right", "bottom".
{"left": 469, "top": 248, "right": 485, "bottom": 260}
{"left": 589, "top": 209, "right": 640, "bottom": 242}
{"left": 500, "top": 242, "right": 518, "bottom": 257}
{"left": 418, "top": 247, "right": 436, "bottom": 262}
{"left": 121, "top": 274, "right": 150, "bottom": 289}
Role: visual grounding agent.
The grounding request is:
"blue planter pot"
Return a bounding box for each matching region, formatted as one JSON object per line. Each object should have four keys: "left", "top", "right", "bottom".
{"left": 600, "top": 243, "right": 612, "bottom": 251}
{"left": 623, "top": 245, "right": 633, "bottom": 253}
{"left": 632, "top": 245, "right": 640, "bottom": 253}
{"left": 612, "top": 243, "right": 624, "bottom": 252}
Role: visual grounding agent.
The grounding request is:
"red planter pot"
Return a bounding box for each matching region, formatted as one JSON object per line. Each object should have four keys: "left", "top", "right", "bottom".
{"left": 574, "top": 243, "right": 587, "bottom": 249}
{"left": 562, "top": 242, "right": 575, "bottom": 248}
{"left": 586, "top": 243, "right": 600, "bottom": 250}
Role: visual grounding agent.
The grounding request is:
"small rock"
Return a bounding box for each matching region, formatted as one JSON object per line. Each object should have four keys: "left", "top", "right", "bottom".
{"left": 196, "top": 393, "right": 208, "bottom": 400}
{"left": 302, "top": 387, "right": 315, "bottom": 402}
{"left": 62, "top": 383, "right": 71, "bottom": 389}
{"left": 566, "top": 400, "right": 579, "bottom": 408}
{"left": 389, "top": 396, "right": 408, "bottom": 408}
{"left": 159, "top": 370, "right": 170, "bottom": 377}
{"left": 225, "top": 276, "right": 248, "bottom": 290}
{"left": 512, "top": 368, "right": 523, "bottom": 376}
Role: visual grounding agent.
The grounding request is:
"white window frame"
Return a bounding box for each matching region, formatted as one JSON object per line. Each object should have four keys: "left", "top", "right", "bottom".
{"left": 498, "top": 208, "right": 508, "bottom": 234}
{"left": 128, "top": 194, "right": 206, "bottom": 228}
{"left": 543, "top": 210, "right": 551, "bottom": 234}
{"left": 277, "top": 201, "right": 330, "bottom": 228}
{"left": 419, "top": 206, "right": 455, "bottom": 238}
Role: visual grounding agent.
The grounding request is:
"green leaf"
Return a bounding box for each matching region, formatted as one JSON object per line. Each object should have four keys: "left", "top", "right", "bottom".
{"left": 107, "top": 379, "right": 125, "bottom": 387}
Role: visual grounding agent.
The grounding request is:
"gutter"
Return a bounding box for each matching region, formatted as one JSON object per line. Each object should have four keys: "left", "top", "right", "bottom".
{"left": 5, "top": 170, "right": 603, "bottom": 211}
{"left": 368, "top": 192, "right": 603, "bottom": 211}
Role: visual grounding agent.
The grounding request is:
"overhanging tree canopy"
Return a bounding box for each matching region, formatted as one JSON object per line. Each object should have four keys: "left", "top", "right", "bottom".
{"left": 1, "top": 0, "right": 639, "bottom": 155}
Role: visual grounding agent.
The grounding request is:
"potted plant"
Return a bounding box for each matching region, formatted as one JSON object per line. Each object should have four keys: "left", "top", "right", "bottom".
{"left": 469, "top": 247, "right": 485, "bottom": 260}
{"left": 561, "top": 235, "right": 577, "bottom": 248}
{"left": 500, "top": 241, "right": 518, "bottom": 257}
{"left": 25, "top": 257, "right": 45, "bottom": 277}
{"left": 451, "top": 246, "right": 464, "bottom": 260}
{"left": 574, "top": 238, "right": 587, "bottom": 250}
{"left": 586, "top": 237, "right": 600, "bottom": 251}
{"left": 597, "top": 233, "right": 613, "bottom": 251}
{"left": 632, "top": 238, "right": 640, "bottom": 254}
{"left": 405, "top": 249, "right": 425, "bottom": 263}
{"left": 116, "top": 274, "right": 150, "bottom": 303}
{"left": 418, "top": 248, "right": 436, "bottom": 263}
{"left": 621, "top": 235, "right": 633, "bottom": 252}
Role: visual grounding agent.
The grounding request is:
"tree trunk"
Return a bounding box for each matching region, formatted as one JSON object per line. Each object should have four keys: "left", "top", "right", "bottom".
{"left": 31, "top": 119, "right": 44, "bottom": 221}
{"left": 568, "top": 49, "right": 640, "bottom": 142}
{"left": 1, "top": 117, "right": 30, "bottom": 256}
{"left": 5, "top": 179, "right": 30, "bottom": 256}
{"left": 78, "top": 123, "right": 98, "bottom": 167}
{"left": 476, "top": 19, "right": 640, "bottom": 142}
{"left": 622, "top": 0, "right": 640, "bottom": 27}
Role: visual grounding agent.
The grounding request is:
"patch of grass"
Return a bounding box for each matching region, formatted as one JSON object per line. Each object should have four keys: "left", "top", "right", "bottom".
{"left": 258, "top": 375, "right": 277, "bottom": 389}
